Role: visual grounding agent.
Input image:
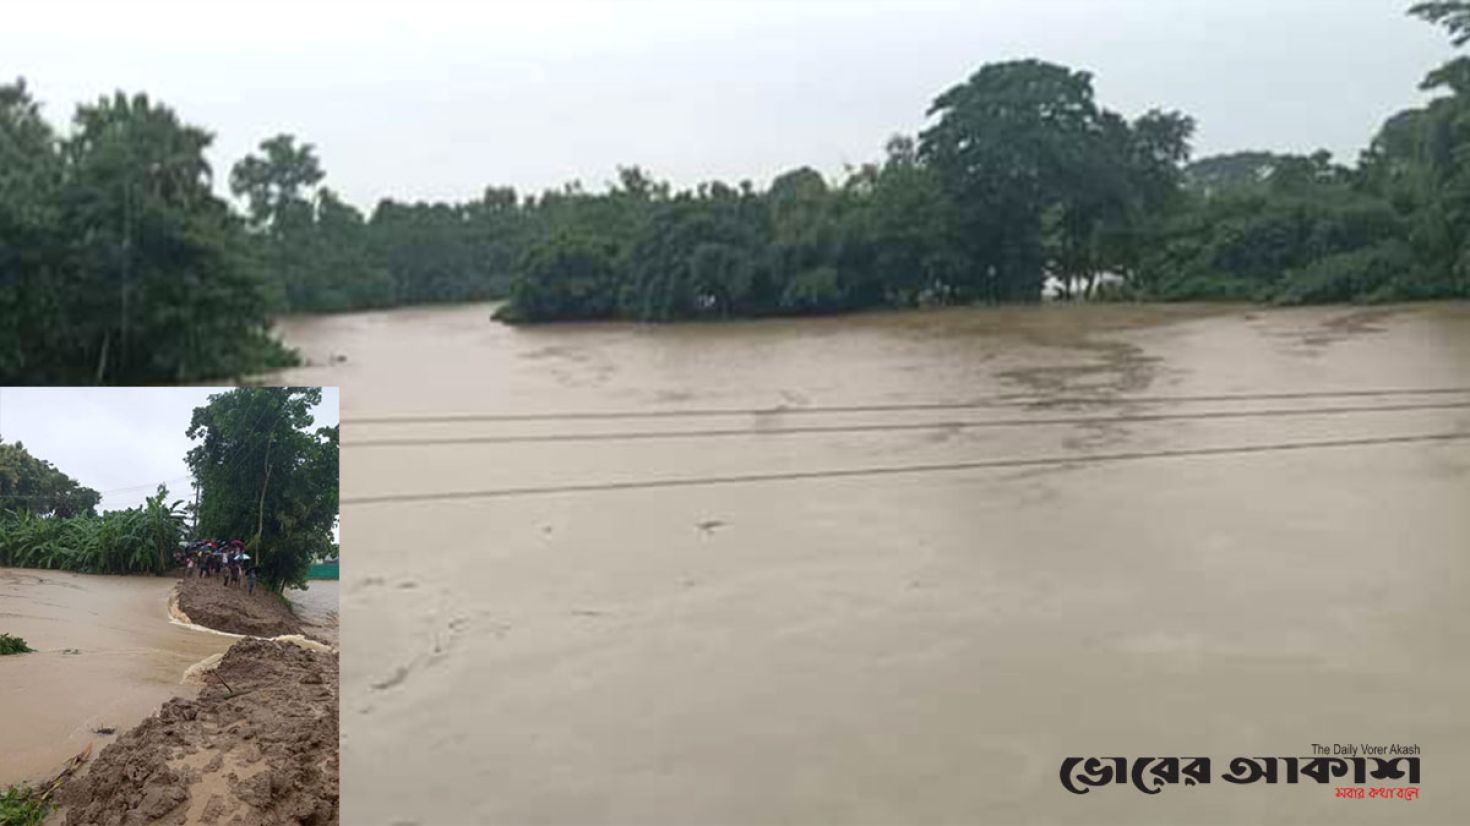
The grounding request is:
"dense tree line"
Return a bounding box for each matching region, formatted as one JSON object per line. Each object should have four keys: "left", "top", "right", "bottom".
{"left": 2, "top": 3, "right": 1467, "bottom": 379}
{"left": 491, "top": 4, "right": 1470, "bottom": 318}
{"left": 0, "top": 84, "right": 294, "bottom": 383}
{"left": 185, "top": 387, "right": 338, "bottom": 593}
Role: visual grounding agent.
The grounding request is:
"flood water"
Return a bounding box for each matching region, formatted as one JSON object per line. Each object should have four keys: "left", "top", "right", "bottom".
{"left": 287, "top": 579, "right": 341, "bottom": 647}
{"left": 0, "top": 568, "right": 233, "bottom": 786}
{"left": 275, "top": 301, "right": 1470, "bottom": 825}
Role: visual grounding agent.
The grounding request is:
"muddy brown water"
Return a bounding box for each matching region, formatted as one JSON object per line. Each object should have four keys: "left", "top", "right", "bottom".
{"left": 0, "top": 569, "right": 234, "bottom": 787}
{"left": 274, "top": 301, "right": 1470, "bottom": 825}
{"left": 288, "top": 580, "right": 341, "bottom": 647}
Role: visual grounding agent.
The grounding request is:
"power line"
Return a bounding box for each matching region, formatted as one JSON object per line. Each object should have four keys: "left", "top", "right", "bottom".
{"left": 339, "top": 386, "right": 1470, "bottom": 425}
{"left": 0, "top": 475, "right": 193, "bottom": 501}
{"left": 340, "top": 430, "right": 1470, "bottom": 506}
{"left": 341, "top": 400, "right": 1470, "bottom": 449}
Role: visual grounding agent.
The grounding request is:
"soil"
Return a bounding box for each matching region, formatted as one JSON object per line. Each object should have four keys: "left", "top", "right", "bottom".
{"left": 173, "top": 574, "right": 305, "bottom": 640}
{"left": 52, "top": 638, "right": 339, "bottom": 825}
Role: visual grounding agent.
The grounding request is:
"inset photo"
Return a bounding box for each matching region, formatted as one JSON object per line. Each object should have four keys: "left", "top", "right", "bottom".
{"left": 0, "top": 387, "right": 339, "bottom": 826}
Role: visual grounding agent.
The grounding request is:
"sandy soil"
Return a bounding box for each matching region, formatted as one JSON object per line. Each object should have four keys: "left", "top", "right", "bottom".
{"left": 51, "top": 638, "right": 339, "bottom": 825}
{"left": 173, "top": 574, "right": 306, "bottom": 640}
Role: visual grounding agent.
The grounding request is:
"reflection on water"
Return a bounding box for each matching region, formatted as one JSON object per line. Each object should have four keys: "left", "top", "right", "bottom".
{"left": 277, "top": 302, "right": 1470, "bottom": 825}
{"left": 0, "top": 568, "right": 233, "bottom": 786}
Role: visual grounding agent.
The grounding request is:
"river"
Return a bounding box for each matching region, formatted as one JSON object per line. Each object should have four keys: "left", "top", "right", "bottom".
{"left": 287, "top": 579, "right": 340, "bottom": 647}
{"left": 0, "top": 568, "right": 234, "bottom": 787}
{"left": 274, "top": 301, "right": 1470, "bottom": 825}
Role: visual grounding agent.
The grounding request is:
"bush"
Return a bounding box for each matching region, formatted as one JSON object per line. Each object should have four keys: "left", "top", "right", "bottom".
{"left": 0, "top": 489, "right": 185, "bottom": 575}
{"left": 0, "top": 633, "right": 33, "bottom": 655}
{"left": 0, "top": 784, "right": 49, "bottom": 826}
{"left": 1271, "top": 240, "right": 1413, "bottom": 305}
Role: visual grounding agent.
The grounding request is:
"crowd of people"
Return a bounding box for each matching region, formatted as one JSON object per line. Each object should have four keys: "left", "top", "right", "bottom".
{"left": 180, "top": 539, "right": 258, "bottom": 594}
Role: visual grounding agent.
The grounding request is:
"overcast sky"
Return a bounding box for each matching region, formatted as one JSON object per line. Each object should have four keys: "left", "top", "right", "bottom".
{"left": 2, "top": 0, "right": 1451, "bottom": 210}
{"left": 0, "top": 388, "right": 339, "bottom": 513}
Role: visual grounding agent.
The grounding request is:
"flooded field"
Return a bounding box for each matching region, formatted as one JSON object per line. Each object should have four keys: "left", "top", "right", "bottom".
{"left": 0, "top": 568, "right": 233, "bottom": 787}
{"left": 276, "top": 301, "right": 1470, "bottom": 825}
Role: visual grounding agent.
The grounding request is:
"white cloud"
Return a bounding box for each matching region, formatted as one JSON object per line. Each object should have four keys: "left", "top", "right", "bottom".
{"left": 0, "top": 387, "right": 339, "bottom": 513}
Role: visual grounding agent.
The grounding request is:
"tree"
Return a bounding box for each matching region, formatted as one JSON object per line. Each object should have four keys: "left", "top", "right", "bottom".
{"left": 0, "top": 85, "right": 292, "bottom": 383}
{"left": 920, "top": 60, "right": 1109, "bottom": 302}
{"left": 1411, "top": 1, "right": 1470, "bottom": 44}
{"left": 0, "top": 79, "right": 66, "bottom": 379}
{"left": 185, "top": 387, "right": 338, "bottom": 592}
{"left": 229, "top": 134, "right": 324, "bottom": 233}
{"left": 499, "top": 232, "right": 625, "bottom": 322}
{"left": 0, "top": 439, "right": 101, "bottom": 517}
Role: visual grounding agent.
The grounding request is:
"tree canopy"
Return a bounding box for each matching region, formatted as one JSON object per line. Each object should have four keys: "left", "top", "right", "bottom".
{"left": 185, "top": 387, "right": 339, "bottom": 592}
{"left": 0, "top": 84, "right": 294, "bottom": 383}
{"left": 0, "top": 439, "right": 101, "bottom": 518}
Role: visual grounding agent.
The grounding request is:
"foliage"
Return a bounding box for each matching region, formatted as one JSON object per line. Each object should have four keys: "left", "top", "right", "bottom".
{"left": 0, "top": 784, "right": 49, "bottom": 826}
{"left": 5, "top": 1, "right": 1470, "bottom": 357}
{"left": 482, "top": 7, "right": 1470, "bottom": 314}
{"left": 0, "top": 83, "right": 295, "bottom": 383}
{"left": 229, "top": 135, "right": 527, "bottom": 313}
{"left": 0, "top": 632, "right": 33, "bottom": 655}
{"left": 0, "top": 440, "right": 101, "bottom": 517}
{"left": 1134, "top": 176, "right": 1407, "bottom": 301}
{"left": 495, "top": 59, "right": 1198, "bottom": 316}
{"left": 0, "top": 487, "right": 185, "bottom": 575}
{"left": 1130, "top": 2, "right": 1470, "bottom": 303}
{"left": 185, "top": 387, "right": 338, "bottom": 592}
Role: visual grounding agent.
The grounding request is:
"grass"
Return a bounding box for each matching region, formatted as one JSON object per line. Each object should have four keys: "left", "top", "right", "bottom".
{"left": 0, "top": 784, "right": 49, "bottom": 826}
{"left": 0, "top": 633, "right": 33, "bottom": 655}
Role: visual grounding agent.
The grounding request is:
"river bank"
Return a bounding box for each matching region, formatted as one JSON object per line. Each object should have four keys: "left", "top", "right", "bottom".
{"left": 46, "top": 578, "right": 340, "bottom": 824}
{"left": 50, "top": 638, "right": 339, "bottom": 825}
{"left": 172, "top": 574, "right": 308, "bottom": 640}
{"left": 2, "top": 568, "right": 339, "bottom": 824}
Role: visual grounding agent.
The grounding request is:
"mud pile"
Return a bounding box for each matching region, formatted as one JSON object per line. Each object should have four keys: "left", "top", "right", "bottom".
{"left": 54, "top": 638, "right": 338, "bottom": 825}
{"left": 173, "top": 574, "right": 304, "bottom": 639}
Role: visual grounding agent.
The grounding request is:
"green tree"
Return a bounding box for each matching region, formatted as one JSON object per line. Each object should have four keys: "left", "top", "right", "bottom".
{"left": 0, "top": 80, "right": 67, "bottom": 379}
{"left": 185, "top": 387, "right": 338, "bottom": 592}
{"left": 921, "top": 60, "right": 1109, "bottom": 302}
{"left": 0, "top": 85, "right": 291, "bottom": 383}
{"left": 0, "top": 439, "right": 101, "bottom": 517}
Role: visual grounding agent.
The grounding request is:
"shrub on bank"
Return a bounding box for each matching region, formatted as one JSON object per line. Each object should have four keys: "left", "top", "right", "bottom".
{"left": 0, "top": 632, "right": 33, "bottom": 655}
{"left": 0, "top": 784, "right": 49, "bottom": 826}
{"left": 0, "top": 489, "right": 185, "bottom": 576}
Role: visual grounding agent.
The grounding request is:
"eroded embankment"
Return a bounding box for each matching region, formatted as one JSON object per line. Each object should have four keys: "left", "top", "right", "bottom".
{"left": 52, "top": 638, "right": 339, "bottom": 825}
{"left": 172, "top": 574, "right": 306, "bottom": 639}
